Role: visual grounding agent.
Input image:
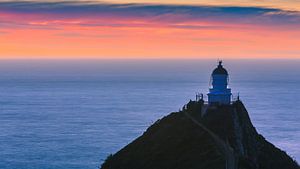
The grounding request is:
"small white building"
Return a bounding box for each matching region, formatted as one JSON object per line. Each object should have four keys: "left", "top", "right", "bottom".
{"left": 207, "top": 61, "right": 232, "bottom": 105}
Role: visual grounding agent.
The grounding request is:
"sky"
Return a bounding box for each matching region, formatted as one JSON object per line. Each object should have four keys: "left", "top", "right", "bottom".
{"left": 0, "top": 0, "right": 300, "bottom": 59}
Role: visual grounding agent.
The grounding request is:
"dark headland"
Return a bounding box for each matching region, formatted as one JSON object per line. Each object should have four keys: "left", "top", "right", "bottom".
{"left": 100, "top": 100, "right": 299, "bottom": 169}
{"left": 100, "top": 62, "right": 299, "bottom": 169}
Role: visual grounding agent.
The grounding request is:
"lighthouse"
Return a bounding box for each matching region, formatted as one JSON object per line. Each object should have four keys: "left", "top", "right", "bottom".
{"left": 207, "top": 61, "right": 232, "bottom": 105}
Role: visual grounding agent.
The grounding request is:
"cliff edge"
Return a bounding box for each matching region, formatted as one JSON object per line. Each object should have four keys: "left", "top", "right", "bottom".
{"left": 101, "top": 100, "right": 299, "bottom": 169}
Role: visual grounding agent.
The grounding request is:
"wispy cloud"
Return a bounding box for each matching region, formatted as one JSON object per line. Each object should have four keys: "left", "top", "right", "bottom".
{"left": 0, "top": 31, "right": 8, "bottom": 35}
{"left": 1, "top": 1, "right": 300, "bottom": 59}
{"left": 55, "top": 32, "right": 119, "bottom": 38}
{"left": 0, "top": 1, "right": 299, "bottom": 29}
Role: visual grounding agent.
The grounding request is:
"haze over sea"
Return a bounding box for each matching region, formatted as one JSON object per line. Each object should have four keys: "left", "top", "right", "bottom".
{"left": 0, "top": 59, "right": 299, "bottom": 169}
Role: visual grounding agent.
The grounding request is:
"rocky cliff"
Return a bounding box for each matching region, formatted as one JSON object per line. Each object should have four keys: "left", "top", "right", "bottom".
{"left": 101, "top": 100, "right": 299, "bottom": 169}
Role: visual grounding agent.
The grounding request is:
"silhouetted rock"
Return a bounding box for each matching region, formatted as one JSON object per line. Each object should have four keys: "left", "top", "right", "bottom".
{"left": 100, "top": 101, "right": 299, "bottom": 169}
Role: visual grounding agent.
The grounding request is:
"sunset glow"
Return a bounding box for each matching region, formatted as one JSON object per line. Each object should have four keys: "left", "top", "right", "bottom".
{"left": 0, "top": 1, "right": 300, "bottom": 59}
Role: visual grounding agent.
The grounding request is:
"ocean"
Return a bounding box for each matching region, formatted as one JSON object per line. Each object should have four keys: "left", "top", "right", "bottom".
{"left": 0, "top": 59, "right": 299, "bottom": 169}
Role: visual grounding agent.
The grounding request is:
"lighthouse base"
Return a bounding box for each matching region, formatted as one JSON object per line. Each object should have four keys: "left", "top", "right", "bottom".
{"left": 208, "top": 92, "right": 231, "bottom": 105}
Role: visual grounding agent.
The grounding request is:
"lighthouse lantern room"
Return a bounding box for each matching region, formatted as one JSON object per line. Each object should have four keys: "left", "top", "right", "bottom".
{"left": 207, "top": 61, "right": 232, "bottom": 105}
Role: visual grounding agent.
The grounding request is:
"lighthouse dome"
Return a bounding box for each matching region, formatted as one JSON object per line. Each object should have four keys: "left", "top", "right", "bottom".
{"left": 212, "top": 61, "right": 228, "bottom": 75}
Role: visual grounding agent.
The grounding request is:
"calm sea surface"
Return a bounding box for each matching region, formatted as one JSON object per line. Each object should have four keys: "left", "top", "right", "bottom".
{"left": 0, "top": 59, "right": 299, "bottom": 169}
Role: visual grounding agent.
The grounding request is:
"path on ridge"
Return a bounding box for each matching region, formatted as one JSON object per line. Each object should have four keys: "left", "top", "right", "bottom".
{"left": 183, "top": 111, "right": 236, "bottom": 169}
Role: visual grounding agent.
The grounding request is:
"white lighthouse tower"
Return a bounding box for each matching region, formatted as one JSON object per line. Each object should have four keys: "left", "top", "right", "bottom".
{"left": 207, "top": 61, "right": 232, "bottom": 105}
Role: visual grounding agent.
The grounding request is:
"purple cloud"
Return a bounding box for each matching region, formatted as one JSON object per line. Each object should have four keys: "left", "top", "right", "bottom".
{"left": 0, "top": 1, "right": 299, "bottom": 27}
